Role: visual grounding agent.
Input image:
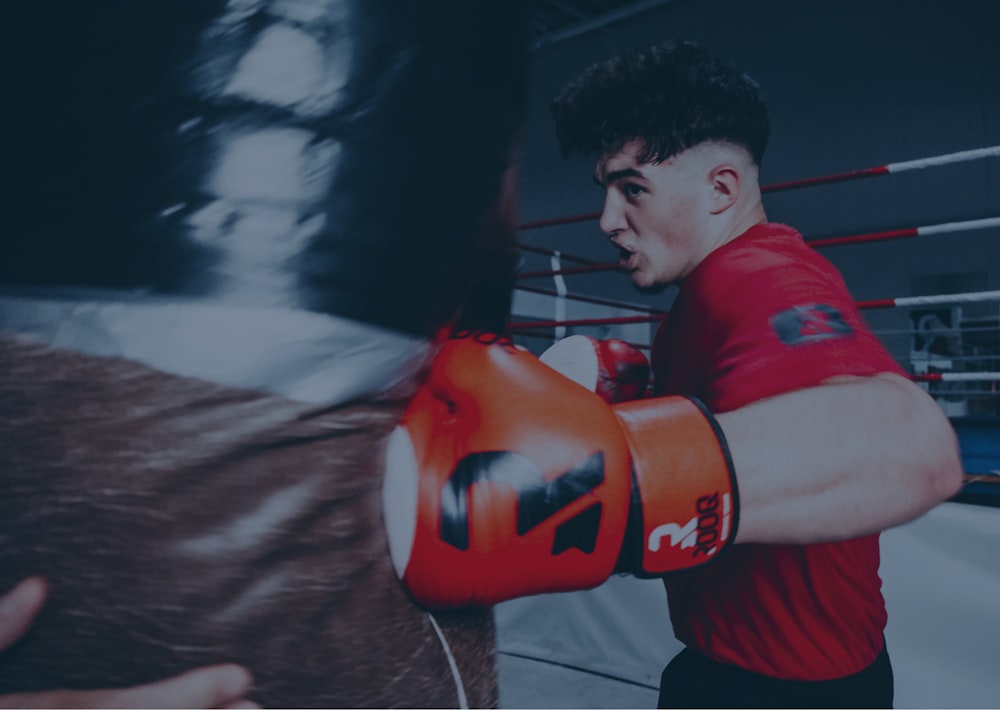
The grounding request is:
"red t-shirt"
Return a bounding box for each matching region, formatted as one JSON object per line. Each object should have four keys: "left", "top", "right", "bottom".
{"left": 651, "top": 222, "right": 905, "bottom": 681}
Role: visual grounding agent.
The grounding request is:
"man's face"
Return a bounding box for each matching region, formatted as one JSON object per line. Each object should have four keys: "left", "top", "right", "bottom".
{"left": 593, "top": 142, "right": 713, "bottom": 290}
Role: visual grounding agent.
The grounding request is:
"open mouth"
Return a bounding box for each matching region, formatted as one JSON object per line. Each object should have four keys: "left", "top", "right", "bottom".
{"left": 618, "top": 247, "right": 637, "bottom": 270}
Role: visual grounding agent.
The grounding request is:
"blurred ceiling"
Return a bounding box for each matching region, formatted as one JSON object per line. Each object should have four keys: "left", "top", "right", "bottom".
{"left": 529, "top": 0, "right": 677, "bottom": 49}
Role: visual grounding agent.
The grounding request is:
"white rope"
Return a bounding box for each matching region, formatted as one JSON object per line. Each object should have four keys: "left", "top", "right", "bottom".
{"left": 427, "top": 613, "right": 468, "bottom": 710}
{"left": 925, "top": 372, "right": 1000, "bottom": 382}
{"left": 893, "top": 290, "right": 1000, "bottom": 307}
{"left": 918, "top": 216, "right": 1000, "bottom": 236}
{"left": 887, "top": 145, "right": 1000, "bottom": 173}
{"left": 551, "top": 251, "right": 568, "bottom": 341}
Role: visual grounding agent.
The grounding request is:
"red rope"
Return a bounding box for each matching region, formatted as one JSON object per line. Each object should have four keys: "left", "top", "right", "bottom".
{"left": 760, "top": 165, "right": 889, "bottom": 193}
{"left": 806, "top": 227, "right": 919, "bottom": 249}
{"left": 856, "top": 298, "right": 899, "bottom": 310}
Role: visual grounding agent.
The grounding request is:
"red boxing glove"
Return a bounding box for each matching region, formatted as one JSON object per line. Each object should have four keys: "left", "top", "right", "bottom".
{"left": 383, "top": 331, "right": 737, "bottom": 609}
{"left": 540, "top": 334, "right": 650, "bottom": 403}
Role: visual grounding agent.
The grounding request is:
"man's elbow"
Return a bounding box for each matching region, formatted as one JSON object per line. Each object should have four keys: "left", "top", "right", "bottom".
{"left": 927, "top": 431, "right": 964, "bottom": 504}
{"left": 904, "top": 379, "right": 964, "bottom": 508}
{"left": 925, "top": 437, "right": 964, "bottom": 506}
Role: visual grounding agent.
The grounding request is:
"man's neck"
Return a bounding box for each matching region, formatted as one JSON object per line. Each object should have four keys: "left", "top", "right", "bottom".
{"left": 708, "top": 197, "right": 767, "bottom": 256}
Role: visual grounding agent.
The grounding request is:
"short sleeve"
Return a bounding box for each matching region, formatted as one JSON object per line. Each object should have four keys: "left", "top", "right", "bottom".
{"left": 689, "top": 248, "right": 904, "bottom": 413}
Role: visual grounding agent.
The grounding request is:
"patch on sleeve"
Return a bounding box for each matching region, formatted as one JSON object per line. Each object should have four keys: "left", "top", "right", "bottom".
{"left": 770, "top": 304, "right": 853, "bottom": 345}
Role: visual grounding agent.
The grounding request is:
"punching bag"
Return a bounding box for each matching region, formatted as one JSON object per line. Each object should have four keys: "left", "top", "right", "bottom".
{"left": 0, "top": 1, "right": 528, "bottom": 706}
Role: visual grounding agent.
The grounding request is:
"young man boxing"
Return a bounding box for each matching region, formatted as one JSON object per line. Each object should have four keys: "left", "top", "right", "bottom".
{"left": 387, "top": 40, "right": 963, "bottom": 708}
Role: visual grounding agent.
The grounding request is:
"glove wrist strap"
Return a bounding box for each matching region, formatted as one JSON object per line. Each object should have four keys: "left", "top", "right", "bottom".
{"left": 613, "top": 396, "right": 738, "bottom": 575}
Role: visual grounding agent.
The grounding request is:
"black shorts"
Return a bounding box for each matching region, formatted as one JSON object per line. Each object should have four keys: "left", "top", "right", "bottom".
{"left": 657, "top": 642, "right": 893, "bottom": 709}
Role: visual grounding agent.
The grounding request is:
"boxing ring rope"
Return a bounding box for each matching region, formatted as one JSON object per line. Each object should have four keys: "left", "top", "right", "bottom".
{"left": 508, "top": 287, "right": 1000, "bottom": 330}
{"left": 856, "top": 289, "right": 1000, "bottom": 310}
{"left": 912, "top": 373, "right": 1000, "bottom": 383}
{"left": 517, "top": 242, "right": 605, "bottom": 265}
{"left": 508, "top": 315, "right": 661, "bottom": 330}
{"left": 807, "top": 216, "right": 1000, "bottom": 249}
{"left": 762, "top": 144, "right": 1000, "bottom": 192}
{"left": 518, "top": 262, "right": 620, "bottom": 279}
{"left": 515, "top": 144, "right": 1000, "bottom": 231}
{"left": 516, "top": 284, "right": 666, "bottom": 314}
{"left": 510, "top": 289, "right": 1000, "bottom": 373}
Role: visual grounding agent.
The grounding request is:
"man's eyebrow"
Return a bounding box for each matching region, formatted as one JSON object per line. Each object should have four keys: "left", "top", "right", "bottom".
{"left": 593, "top": 167, "right": 645, "bottom": 187}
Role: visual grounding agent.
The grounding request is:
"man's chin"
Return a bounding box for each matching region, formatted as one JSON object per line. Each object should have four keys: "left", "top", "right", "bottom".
{"left": 630, "top": 273, "right": 670, "bottom": 295}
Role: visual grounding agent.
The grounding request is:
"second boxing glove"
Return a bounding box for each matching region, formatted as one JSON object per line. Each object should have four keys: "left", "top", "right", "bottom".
{"left": 540, "top": 334, "right": 650, "bottom": 403}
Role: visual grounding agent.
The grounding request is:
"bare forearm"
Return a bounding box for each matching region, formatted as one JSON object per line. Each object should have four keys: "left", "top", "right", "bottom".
{"left": 717, "top": 373, "right": 963, "bottom": 545}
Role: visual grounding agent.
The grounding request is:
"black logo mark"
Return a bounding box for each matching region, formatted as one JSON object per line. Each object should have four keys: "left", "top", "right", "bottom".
{"left": 441, "top": 451, "right": 605, "bottom": 555}
{"left": 771, "top": 304, "right": 853, "bottom": 345}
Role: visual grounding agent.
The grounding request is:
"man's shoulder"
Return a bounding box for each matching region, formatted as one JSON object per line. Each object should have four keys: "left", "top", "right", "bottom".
{"left": 718, "top": 222, "right": 809, "bottom": 264}
{"left": 697, "top": 222, "right": 841, "bottom": 292}
{"left": 687, "top": 223, "right": 812, "bottom": 296}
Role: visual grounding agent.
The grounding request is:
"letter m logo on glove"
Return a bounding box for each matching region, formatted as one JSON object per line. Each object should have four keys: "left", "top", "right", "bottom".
{"left": 441, "top": 451, "right": 606, "bottom": 555}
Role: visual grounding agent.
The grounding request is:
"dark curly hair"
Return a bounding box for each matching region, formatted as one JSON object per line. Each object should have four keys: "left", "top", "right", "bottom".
{"left": 551, "top": 40, "right": 770, "bottom": 166}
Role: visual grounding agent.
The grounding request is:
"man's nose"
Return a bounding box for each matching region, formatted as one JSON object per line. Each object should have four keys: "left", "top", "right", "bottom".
{"left": 598, "top": 191, "right": 627, "bottom": 237}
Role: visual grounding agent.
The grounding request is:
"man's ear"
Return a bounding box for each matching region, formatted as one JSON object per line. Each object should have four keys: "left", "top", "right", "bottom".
{"left": 708, "top": 164, "right": 740, "bottom": 214}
